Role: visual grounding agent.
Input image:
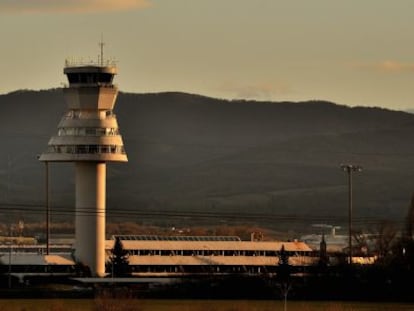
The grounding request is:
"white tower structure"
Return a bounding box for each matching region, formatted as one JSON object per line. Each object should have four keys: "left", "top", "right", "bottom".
{"left": 39, "top": 52, "right": 127, "bottom": 277}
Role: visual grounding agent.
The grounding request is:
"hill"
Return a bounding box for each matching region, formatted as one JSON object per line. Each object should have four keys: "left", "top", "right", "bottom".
{"left": 1, "top": 89, "right": 414, "bottom": 233}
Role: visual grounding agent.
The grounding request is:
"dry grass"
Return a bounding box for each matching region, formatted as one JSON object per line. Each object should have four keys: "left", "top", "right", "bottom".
{"left": 93, "top": 298, "right": 141, "bottom": 311}
{"left": 93, "top": 289, "right": 142, "bottom": 311}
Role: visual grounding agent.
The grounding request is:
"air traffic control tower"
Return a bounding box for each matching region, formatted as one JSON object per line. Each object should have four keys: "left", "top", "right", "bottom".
{"left": 39, "top": 54, "right": 128, "bottom": 277}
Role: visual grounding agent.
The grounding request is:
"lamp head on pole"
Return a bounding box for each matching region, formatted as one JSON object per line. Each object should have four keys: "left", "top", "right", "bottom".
{"left": 340, "top": 164, "right": 363, "bottom": 173}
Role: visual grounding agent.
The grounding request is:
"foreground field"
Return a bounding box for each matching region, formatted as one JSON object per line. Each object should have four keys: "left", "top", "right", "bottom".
{"left": 0, "top": 299, "right": 414, "bottom": 311}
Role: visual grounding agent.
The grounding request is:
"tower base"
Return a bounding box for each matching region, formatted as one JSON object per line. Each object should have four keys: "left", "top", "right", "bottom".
{"left": 74, "top": 162, "right": 106, "bottom": 277}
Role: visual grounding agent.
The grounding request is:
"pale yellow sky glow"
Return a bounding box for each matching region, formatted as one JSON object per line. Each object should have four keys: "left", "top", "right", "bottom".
{"left": 354, "top": 61, "right": 414, "bottom": 73}
{"left": 0, "top": 0, "right": 151, "bottom": 13}
{"left": 1, "top": 0, "right": 414, "bottom": 110}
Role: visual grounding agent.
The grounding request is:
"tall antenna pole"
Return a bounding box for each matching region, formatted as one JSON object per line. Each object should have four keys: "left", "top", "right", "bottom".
{"left": 99, "top": 34, "right": 105, "bottom": 66}
{"left": 340, "top": 164, "right": 362, "bottom": 265}
{"left": 45, "top": 161, "right": 49, "bottom": 255}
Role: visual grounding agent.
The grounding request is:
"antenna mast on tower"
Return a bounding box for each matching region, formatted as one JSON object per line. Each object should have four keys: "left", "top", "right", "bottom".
{"left": 99, "top": 34, "right": 105, "bottom": 66}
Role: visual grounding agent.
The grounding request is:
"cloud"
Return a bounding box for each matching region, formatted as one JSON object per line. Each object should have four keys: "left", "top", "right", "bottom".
{"left": 353, "top": 60, "right": 414, "bottom": 73}
{"left": 218, "top": 81, "right": 293, "bottom": 101}
{"left": 0, "top": 0, "right": 151, "bottom": 14}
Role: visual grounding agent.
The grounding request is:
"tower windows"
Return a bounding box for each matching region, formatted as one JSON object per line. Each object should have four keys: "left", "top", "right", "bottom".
{"left": 48, "top": 145, "right": 125, "bottom": 154}
{"left": 50, "top": 144, "right": 126, "bottom": 155}
{"left": 65, "top": 110, "right": 116, "bottom": 120}
{"left": 67, "top": 73, "right": 114, "bottom": 85}
{"left": 85, "top": 128, "right": 96, "bottom": 136}
{"left": 58, "top": 127, "right": 119, "bottom": 137}
{"left": 65, "top": 110, "right": 81, "bottom": 119}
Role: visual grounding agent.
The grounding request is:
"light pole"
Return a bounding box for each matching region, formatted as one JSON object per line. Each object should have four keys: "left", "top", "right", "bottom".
{"left": 340, "top": 164, "right": 362, "bottom": 265}
{"left": 7, "top": 241, "right": 11, "bottom": 289}
{"left": 37, "top": 155, "right": 50, "bottom": 255}
{"left": 45, "top": 161, "right": 50, "bottom": 255}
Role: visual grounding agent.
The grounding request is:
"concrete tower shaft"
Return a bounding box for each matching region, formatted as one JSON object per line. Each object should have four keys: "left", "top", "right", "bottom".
{"left": 39, "top": 60, "right": 128, "bottom": 277}
{"left": 75, "top": 162, "right": 106, "bottom": 277}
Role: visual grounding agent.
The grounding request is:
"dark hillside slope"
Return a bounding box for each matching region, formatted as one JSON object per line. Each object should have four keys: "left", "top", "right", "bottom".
{"left": 1, "top": 89, "right": 414, "bottom": 232}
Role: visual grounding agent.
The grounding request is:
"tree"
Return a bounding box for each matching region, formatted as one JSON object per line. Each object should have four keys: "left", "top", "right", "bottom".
{"left": 277, "top": 245, "right": 291, "bottom": 311}
{"left": 404, "top": 192, "right": 414, "bottom": 239}
{"left": 107, "top": 237, "right": 131, "bottom": 277}
{"left": 375, "top": 221, "right": 397, "bottom": 262}
{"left": 318, "top": 233, "right": 329, "bottom": 268}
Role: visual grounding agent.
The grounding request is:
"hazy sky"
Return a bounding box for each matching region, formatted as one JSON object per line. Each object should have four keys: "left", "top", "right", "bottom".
{"left": 1, "top": 0, "right": 414, "bottom": 110}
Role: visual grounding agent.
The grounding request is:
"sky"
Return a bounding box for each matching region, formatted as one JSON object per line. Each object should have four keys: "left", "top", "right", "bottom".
{"left": 1, "top": 0, "right": 414, "bottom": 111}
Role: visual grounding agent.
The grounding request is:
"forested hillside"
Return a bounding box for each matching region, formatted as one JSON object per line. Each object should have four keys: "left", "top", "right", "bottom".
{"left": 1, "top": 89, "right": 414, "bottom": 232}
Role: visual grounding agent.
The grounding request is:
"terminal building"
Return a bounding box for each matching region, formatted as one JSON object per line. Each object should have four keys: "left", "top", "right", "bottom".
{"left": 0, "top": 235, "right": 316, "bottom": 282}
{"left": 107, "top": 235, "right": 315, "bottom": 276}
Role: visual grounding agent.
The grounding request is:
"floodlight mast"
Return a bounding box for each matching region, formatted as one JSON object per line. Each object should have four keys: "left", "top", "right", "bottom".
{"left": 340, "top": 164, "right": 362, "bottom": 265}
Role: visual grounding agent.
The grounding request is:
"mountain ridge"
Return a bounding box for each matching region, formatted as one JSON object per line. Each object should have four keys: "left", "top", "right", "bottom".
{"left": 1, "top": 89, "right": 414, "bottom": 232}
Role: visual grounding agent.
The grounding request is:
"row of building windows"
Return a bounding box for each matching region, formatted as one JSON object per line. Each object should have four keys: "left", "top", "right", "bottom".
{"left": 47, "top": 144, "right": 125, "bottom": 155}
{"left": 0, "top": 264, "right": 278, "bottom": 275}
{"left": 124, "top": 249, "right": 308, "bottom": 257}
{"left": 58, "top": 127, "right": 120, "bottom": 137}
{"left": 0, "top": 265, "right": 75, "bottom": 274}
{"left": 125, "top": 265, "right": 272, "bottom": 274}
